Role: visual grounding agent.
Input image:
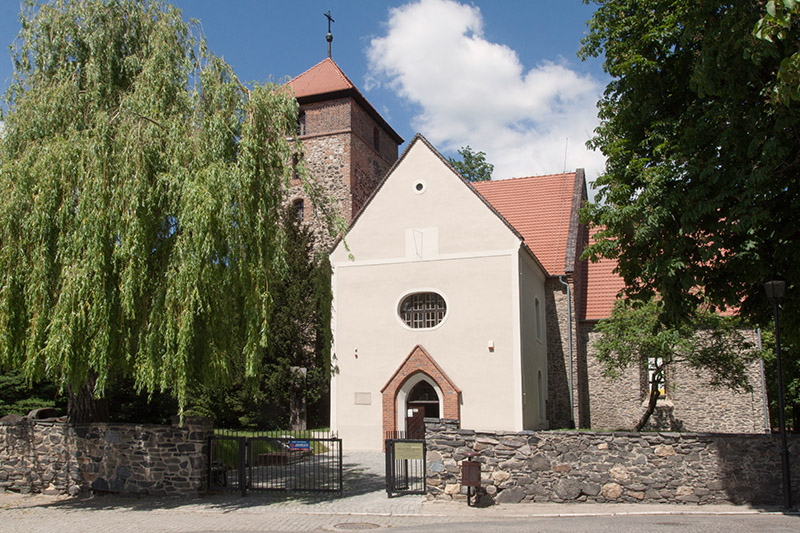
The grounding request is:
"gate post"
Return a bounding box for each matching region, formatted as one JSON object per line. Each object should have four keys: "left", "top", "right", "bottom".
{"left": 385, "top": 439, "right": 393, "bottom": 496}
{"left": 238, "top": 436, "right": 247, "bottom": 496}
{"left": 338, "top": 438, "right": 344, "bottom": 493}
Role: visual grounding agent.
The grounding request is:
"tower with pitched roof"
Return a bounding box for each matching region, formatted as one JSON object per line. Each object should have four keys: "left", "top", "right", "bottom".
{"left": 286, "top": 58, "right": 403, "bottom": 248}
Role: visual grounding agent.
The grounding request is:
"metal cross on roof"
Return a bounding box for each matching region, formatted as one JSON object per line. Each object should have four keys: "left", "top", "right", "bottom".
{"left": 324, "top": 10, "right": 334, "bottom": 58}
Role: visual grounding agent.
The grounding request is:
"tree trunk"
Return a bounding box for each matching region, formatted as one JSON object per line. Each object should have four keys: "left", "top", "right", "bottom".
{"left": 289, "top": 366, "right": 307, "bottom": 431}
{"left": 67, "top": 377, "right": 110, "bottom": 423}
{"left": 289, "top": 392, "right": 307, "bottom": 431}
{"left": 634, "top": 387, "right": 660, "bottom": 431}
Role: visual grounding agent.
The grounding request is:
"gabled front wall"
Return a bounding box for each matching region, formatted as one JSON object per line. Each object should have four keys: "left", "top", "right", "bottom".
{"left": 332, "top": 256, "right": 517, "bottom": 449}
{"left": 331, "top": 139, "right": 545, "bottom": 449}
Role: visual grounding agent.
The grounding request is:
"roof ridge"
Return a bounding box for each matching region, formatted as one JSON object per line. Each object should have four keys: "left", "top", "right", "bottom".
{"left": 328, "top": 58, "right": 357, "bottom": 90}
{"left": 475, "top": 172, "right": 577, "bottom": 186}
{"left": 287, "top": 58, "right": 326, "bottom": 85}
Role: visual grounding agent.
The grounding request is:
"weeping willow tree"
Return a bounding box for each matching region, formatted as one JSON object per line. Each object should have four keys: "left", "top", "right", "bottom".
{"left": 0, "top": 0, "right": 334, "bottom": 422}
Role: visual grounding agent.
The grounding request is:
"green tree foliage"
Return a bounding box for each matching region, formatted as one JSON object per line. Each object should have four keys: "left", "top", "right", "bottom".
{"left": 580, "top": 1, "right": 800, "bottom": 342}
{"left": 754, "top": 0, "right": 800, "bottom": 103}
{"left": 261, "top": 206, "right": 332, "bottom": 427}
{"left": 0, "top": 0, "right": 324, "bottom": 422}
{"left": 0, "top": 370, "right": 66, "bottom": 418}
{"left": 448, "top": 145, "right": 493, "bottom": 182}
{"left": 185, "top": 206, "right": 332, "bottom": 430}
{"left": 593, "top": 298, "right": 758, "bottom": 431}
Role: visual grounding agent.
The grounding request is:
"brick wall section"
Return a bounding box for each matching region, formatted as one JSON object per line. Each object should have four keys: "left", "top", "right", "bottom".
{"left": 381, "top": 346, "right": 461, "bottom": 438}
{"left": 582, "top": 325, "right": 768, "bottom": 433}
{"left": 301, "top": 99, "right": 351, "bottom": 137}
{"left": 349, "top": 134, "right": 393, "bottom": 217}
{"left": 0, "top": 417, "right": 212, "bottom": 497}
{"left": 425, "top": 418, "right": 799, "bottom": 506}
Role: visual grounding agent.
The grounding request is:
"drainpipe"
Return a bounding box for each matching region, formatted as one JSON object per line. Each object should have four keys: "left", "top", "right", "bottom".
{"left": 558, "top": 276, "right": 576, "bottom": 428}
{"left": 757, "top": 328, "right": 771, "bottom": 434}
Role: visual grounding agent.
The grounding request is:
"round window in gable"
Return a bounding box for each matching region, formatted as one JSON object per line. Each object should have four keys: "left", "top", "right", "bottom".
{"left": 399, "top": 292, "right": 447, "bottom": 329}
{"left": 413, "top": 180, "right": 426, "bottom": 194}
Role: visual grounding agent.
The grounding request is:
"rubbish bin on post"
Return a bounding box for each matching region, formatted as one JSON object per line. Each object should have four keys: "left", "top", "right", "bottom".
{"left": 461, "top": 451, "right": 481, "bottom": 506}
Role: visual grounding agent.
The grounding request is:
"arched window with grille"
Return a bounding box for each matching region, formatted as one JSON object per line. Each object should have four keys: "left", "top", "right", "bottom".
{"left": 293, "top": 198, "right": 304, "bottom": 223}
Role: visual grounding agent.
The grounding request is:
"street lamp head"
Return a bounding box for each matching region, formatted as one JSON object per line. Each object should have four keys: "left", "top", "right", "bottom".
{"left": 764, "top": 277, "right": 786, "bottom": 305}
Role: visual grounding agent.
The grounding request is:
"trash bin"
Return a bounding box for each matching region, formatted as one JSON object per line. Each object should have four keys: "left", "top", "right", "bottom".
{"left": 461, "top": 451, "right": 481, "bottom": 506}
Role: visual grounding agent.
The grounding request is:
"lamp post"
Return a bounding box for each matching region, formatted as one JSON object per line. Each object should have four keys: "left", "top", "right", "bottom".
{"left": 764, "top": 277, "right": 792, "bottom": 510}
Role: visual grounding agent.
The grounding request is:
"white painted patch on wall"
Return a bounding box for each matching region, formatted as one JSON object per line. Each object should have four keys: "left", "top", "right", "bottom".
{"left": 405, "top": 227, "right": 439, "bottom": 259}
{"left": 354, "top": 392, "right": 372, "bottom": 405}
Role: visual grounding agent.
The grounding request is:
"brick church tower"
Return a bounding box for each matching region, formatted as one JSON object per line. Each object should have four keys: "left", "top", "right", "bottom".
{"left": 286, "top": 58, "right": 403, "bottom": 248}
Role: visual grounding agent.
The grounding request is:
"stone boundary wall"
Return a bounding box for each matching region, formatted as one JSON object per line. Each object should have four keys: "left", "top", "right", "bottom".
{"left": 0, "top": 417, "right": 212, "bottom": 497}
{"left": 425, "top": 419, "right": 799, "bottom": 506}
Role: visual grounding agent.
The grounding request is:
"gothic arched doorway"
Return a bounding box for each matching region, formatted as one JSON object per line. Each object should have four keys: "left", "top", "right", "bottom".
{"left": 406, "top": 379, "right": 441, "bottom": 438}
{"left": 380, "top": 345, "right": 461, "bottom": 441}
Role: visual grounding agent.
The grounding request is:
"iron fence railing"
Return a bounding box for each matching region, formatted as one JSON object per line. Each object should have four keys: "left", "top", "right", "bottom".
{"left": 209, "top": 429, "right": 342, "bottom": 495}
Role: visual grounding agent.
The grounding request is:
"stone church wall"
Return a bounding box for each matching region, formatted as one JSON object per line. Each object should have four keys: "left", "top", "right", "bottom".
{"left": 581, "top": 325, "right": 768, "bottom": 433}
{"left": 0, "top": 417, "right": 211, "bottom": 497}
{"left": 290, "top": 133, "right": 351, "bottom": 251}
{"left": 545, "top": 277, "right": 579, "bottom": 429}
{"left": 425, "top": 418, "right": 799, "bottom": 506}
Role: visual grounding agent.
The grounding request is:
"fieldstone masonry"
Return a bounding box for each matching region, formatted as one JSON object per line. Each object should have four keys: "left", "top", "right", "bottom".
{"left": 581, "top": 326, "right": 767, "bottom": 433}
{"left": 425, "top": 419, "right": 799, "bottom": 506}
{"left": 546, "top": 278, "right": 580, "bottom": 428}
{"left": 0, "top": 416, "right": 212, "bottom": 497}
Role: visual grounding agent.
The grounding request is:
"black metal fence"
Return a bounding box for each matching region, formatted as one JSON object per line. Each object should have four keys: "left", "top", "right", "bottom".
{"left": 208, "top": 429, "right": 342, "bottom": 495}
{"left": 385, "top": 438, "right": 426, "bottom": 497}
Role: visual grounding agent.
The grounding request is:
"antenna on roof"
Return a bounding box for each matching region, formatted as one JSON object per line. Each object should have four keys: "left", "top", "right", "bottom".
{"left": 563, "top": 137, "right": 569, "bottom": 173}
{"left": 324, "top": 11, "right": 335, "bottom": 58}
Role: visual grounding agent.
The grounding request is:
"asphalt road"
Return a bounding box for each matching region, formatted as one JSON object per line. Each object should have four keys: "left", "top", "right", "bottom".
{"left": 386, "top": 513, "right": 800, "bottom": 533}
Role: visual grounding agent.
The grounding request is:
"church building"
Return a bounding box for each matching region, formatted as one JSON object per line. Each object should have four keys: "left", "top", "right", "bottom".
{"left": 286, "top": 57, "right": 769, "bottom": 450}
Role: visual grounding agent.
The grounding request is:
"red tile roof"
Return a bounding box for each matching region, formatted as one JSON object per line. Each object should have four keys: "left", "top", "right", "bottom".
{"left": 579, "top": 227, "right": 740, "bottom": 320}
{"left": 287, "top": 58, "right": 356, "bottom": 98}
{"left": 286, "top": 58, "right": 403, "bottom": 144}
{"left": 473, "top": 174, "right": 578, "bottom": 276}
{"left": 582, "top": 226, "right": 626, "bottom": 320}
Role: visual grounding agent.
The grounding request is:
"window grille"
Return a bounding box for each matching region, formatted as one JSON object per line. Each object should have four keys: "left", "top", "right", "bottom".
{"left": 399, "top": 292, "right": 446, "bottom": 329}
{"left": 647, "top": 357, "right": 665, "bottom": 395}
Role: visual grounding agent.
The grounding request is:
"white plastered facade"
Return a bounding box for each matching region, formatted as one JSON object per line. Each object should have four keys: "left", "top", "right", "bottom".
{"left": 330, "top": 136, "right": 548, "bottom": 450}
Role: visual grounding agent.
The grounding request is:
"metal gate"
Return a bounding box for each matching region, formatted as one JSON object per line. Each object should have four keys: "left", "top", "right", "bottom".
{"left": 385, "top": 438, "right": 426, "bottom": 497}
{"left": 208, "top": 430, "right": 342, "bottom": 495}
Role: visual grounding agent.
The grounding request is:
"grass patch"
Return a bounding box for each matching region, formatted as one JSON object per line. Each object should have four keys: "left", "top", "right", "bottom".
{"left": 211, "top": 428, "right": 334, "bottom": 467}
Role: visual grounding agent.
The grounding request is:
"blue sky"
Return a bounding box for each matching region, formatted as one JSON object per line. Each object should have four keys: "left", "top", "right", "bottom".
{"left": 0, "top": 0, "right": 608, "bottom": 182}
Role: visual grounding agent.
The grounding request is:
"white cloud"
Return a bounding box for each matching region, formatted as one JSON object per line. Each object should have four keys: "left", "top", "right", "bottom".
{"left": 366, "top": 0, "right": 605, "bottom": 181}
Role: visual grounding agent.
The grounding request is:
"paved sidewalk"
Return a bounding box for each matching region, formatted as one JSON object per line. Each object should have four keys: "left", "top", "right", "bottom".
{"left": 1, "top": 451, "right": 795, "bottom": 532}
